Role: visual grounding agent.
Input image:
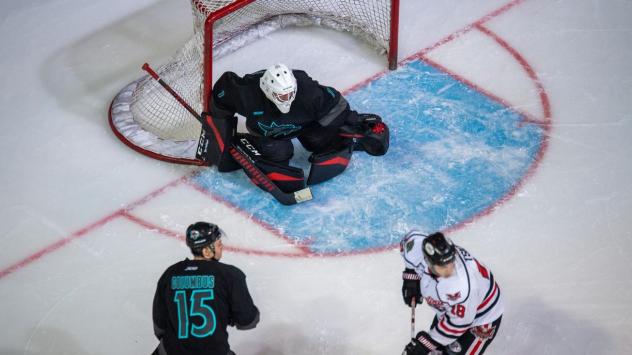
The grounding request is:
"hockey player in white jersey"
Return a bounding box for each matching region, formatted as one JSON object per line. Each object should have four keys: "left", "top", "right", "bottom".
{"left": 400, "top": 231, "right": 503, "bottom": 355}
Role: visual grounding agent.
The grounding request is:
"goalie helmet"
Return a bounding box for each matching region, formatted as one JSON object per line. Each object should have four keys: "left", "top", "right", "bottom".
{"left": 186, "top": 222, "right": 225, "bottom": 253}
{"left": 422, "top": 232, "right": 456, "bottom": 266}
{"left": 260, "top": 63, "right": 297, "bottom": 113}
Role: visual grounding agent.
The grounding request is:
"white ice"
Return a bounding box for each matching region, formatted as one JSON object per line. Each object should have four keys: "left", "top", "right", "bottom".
{"left": 1, "top": 0, "right": 632, "bottom": 354}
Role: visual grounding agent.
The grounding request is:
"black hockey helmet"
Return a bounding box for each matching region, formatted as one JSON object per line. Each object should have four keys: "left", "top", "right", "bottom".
{"left": 186, "top": 222, "right": 224, "bottom": 254}
{"left": 422, "top": 232, "right": 456, "bottom": 266}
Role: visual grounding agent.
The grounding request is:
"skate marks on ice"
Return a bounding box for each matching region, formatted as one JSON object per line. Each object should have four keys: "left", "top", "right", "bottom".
{"left": 192, "top": 60, "right": 547, "bottom": 255}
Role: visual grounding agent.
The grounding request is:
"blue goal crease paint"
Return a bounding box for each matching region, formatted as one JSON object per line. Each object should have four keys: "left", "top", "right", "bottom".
{"left": 193, "top": 60, "right": 545, "bottom": 254}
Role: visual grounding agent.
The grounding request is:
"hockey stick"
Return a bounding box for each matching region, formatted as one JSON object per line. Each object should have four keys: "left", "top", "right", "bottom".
{"left": 141, "top": 63, "right": 313, "bottom": 205}
{"left": 410, "top": 298, "right": 417, "bottom": 339}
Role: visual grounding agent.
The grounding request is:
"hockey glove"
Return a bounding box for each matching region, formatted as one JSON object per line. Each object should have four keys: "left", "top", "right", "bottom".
{"left": 356, "top": 113, "right": 382, "bottom": 128}
{"left": 402, "top": 268, "right": 422, "bottom": 307}
{"left": 340, "top": 113, "right": 379, "bottom": 136}
{"left": 402, "top": 331, "right": 443, "bottom": 355}
{"left": 341, "top": 113, "right": 389, "bottom": 156}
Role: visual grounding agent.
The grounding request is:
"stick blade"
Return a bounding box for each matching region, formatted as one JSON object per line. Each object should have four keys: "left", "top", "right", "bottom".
{"left": 293, "top": 188, "right": 313, "bottom": 203}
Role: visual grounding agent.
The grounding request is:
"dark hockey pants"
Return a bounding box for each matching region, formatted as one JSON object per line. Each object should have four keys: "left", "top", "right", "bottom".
{"left": 247, "top": 125, "right": 348, "bottom": 164}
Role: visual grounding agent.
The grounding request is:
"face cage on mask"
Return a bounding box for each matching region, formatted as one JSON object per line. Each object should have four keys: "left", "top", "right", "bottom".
{"left": 272, "top": 89, "right": 295, "bottom": 103}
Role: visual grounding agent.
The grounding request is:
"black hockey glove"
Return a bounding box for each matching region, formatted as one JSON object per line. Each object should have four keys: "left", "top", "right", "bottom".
{"left": 356, "top": 113, "right": 382, "bottom": 129}
{"left": 402, "top": 331, "right": 443, "bottom": 355}
{"left": 342, "top": 113, "right": 382, "bottom": 135}
{"left": 339, "top": 113, "right": 389, "bottom": 156}
{"left": 402, "top": 268, "right": 422, "bottom": 307}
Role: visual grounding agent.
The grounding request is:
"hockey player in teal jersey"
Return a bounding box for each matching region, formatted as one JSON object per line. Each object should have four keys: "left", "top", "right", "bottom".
{"left": 152, "top": 222, "right": 259, "bottom": 355}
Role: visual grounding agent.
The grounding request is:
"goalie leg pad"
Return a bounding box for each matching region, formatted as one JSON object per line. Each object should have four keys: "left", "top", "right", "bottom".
{"left": 306, "top": 143, "right": 353, "bottom": 185}
{"left": 237, "top": 134, "right": 294, "bottom": 164}
{"left": 234, "top": 136, "right": 306, "bottom": 193}
{"left": 253, "top": 158, "right": 306, "bottom": 193}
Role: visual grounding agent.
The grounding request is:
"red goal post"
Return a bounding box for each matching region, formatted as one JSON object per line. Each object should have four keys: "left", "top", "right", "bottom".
{"left": 109, "top": 0, "right": 400, "bottom": 165}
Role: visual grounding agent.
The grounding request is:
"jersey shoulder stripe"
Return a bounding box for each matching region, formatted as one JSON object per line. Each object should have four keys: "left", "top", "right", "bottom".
{"left": 476, "top": 283, "right": 501, "bottom": 319}
{"left": 477, "top": 273, "right": 498, "bottom": 311}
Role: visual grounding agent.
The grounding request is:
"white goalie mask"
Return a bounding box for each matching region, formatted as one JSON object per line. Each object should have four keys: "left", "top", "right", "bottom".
{"left": 260, "top": 63, "right": 297, "bottom": 113}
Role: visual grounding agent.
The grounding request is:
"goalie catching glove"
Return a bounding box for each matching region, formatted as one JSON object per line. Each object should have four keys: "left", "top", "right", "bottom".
{"left": 339, "top": 113, "right": 389, "bottom": 156}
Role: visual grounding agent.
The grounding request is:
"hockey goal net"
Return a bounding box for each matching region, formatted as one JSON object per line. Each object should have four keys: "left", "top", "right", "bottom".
{"left": 109, "top": 0, "right": 400, "bottom": 165}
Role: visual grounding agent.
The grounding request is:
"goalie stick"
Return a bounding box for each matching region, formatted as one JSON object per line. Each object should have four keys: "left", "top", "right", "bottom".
{"left": 141, "top": 63, "right": 313, "bottom": 205}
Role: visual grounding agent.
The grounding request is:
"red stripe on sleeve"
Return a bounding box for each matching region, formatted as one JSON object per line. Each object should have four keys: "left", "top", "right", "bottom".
{"left": 477, "top": 283, "right": 498, "bottom": 311}
{"left": 439, "top": 317, "right": 468, "bottom": 335}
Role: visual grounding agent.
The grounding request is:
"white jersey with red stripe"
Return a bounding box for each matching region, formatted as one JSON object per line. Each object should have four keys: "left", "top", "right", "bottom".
{"left": 400, "top": 231, "right": 504, "bottom": 346}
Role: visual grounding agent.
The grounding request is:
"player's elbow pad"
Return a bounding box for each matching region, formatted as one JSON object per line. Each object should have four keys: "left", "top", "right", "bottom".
{"left": 236, "top": 307, "right": 260, "bottom": 330}
{"left": 153, "top": 323, "right": 165, "bottom": 339}
{"left": 318, "top": 97, "right": 351, "bottom": 127}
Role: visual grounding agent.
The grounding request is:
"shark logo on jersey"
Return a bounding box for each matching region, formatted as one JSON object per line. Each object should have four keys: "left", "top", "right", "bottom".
{"left": 257, "top": 121, "right": 301, "bottom": 137}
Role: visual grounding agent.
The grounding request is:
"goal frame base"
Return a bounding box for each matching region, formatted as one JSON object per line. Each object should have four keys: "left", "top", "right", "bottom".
{"left": 108, "top": 80, "right": 206, "bottom": 165}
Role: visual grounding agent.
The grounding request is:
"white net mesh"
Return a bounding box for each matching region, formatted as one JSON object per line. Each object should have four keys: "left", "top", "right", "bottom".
{"left": 128, "top": 0, "right": 394, "bottom": 142}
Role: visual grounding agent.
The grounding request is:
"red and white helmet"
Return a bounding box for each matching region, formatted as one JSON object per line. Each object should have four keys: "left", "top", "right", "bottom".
{"left": 260, "top": 63, "right": 297, "bottom": 113}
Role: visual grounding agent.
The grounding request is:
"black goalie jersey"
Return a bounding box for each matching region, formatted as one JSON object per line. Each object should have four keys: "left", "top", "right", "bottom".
{"left": 210, "top": 69, "right": 355, "bottom": 139}
{"left": 152, "top": 258, "right": 259, "bottom": 355}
